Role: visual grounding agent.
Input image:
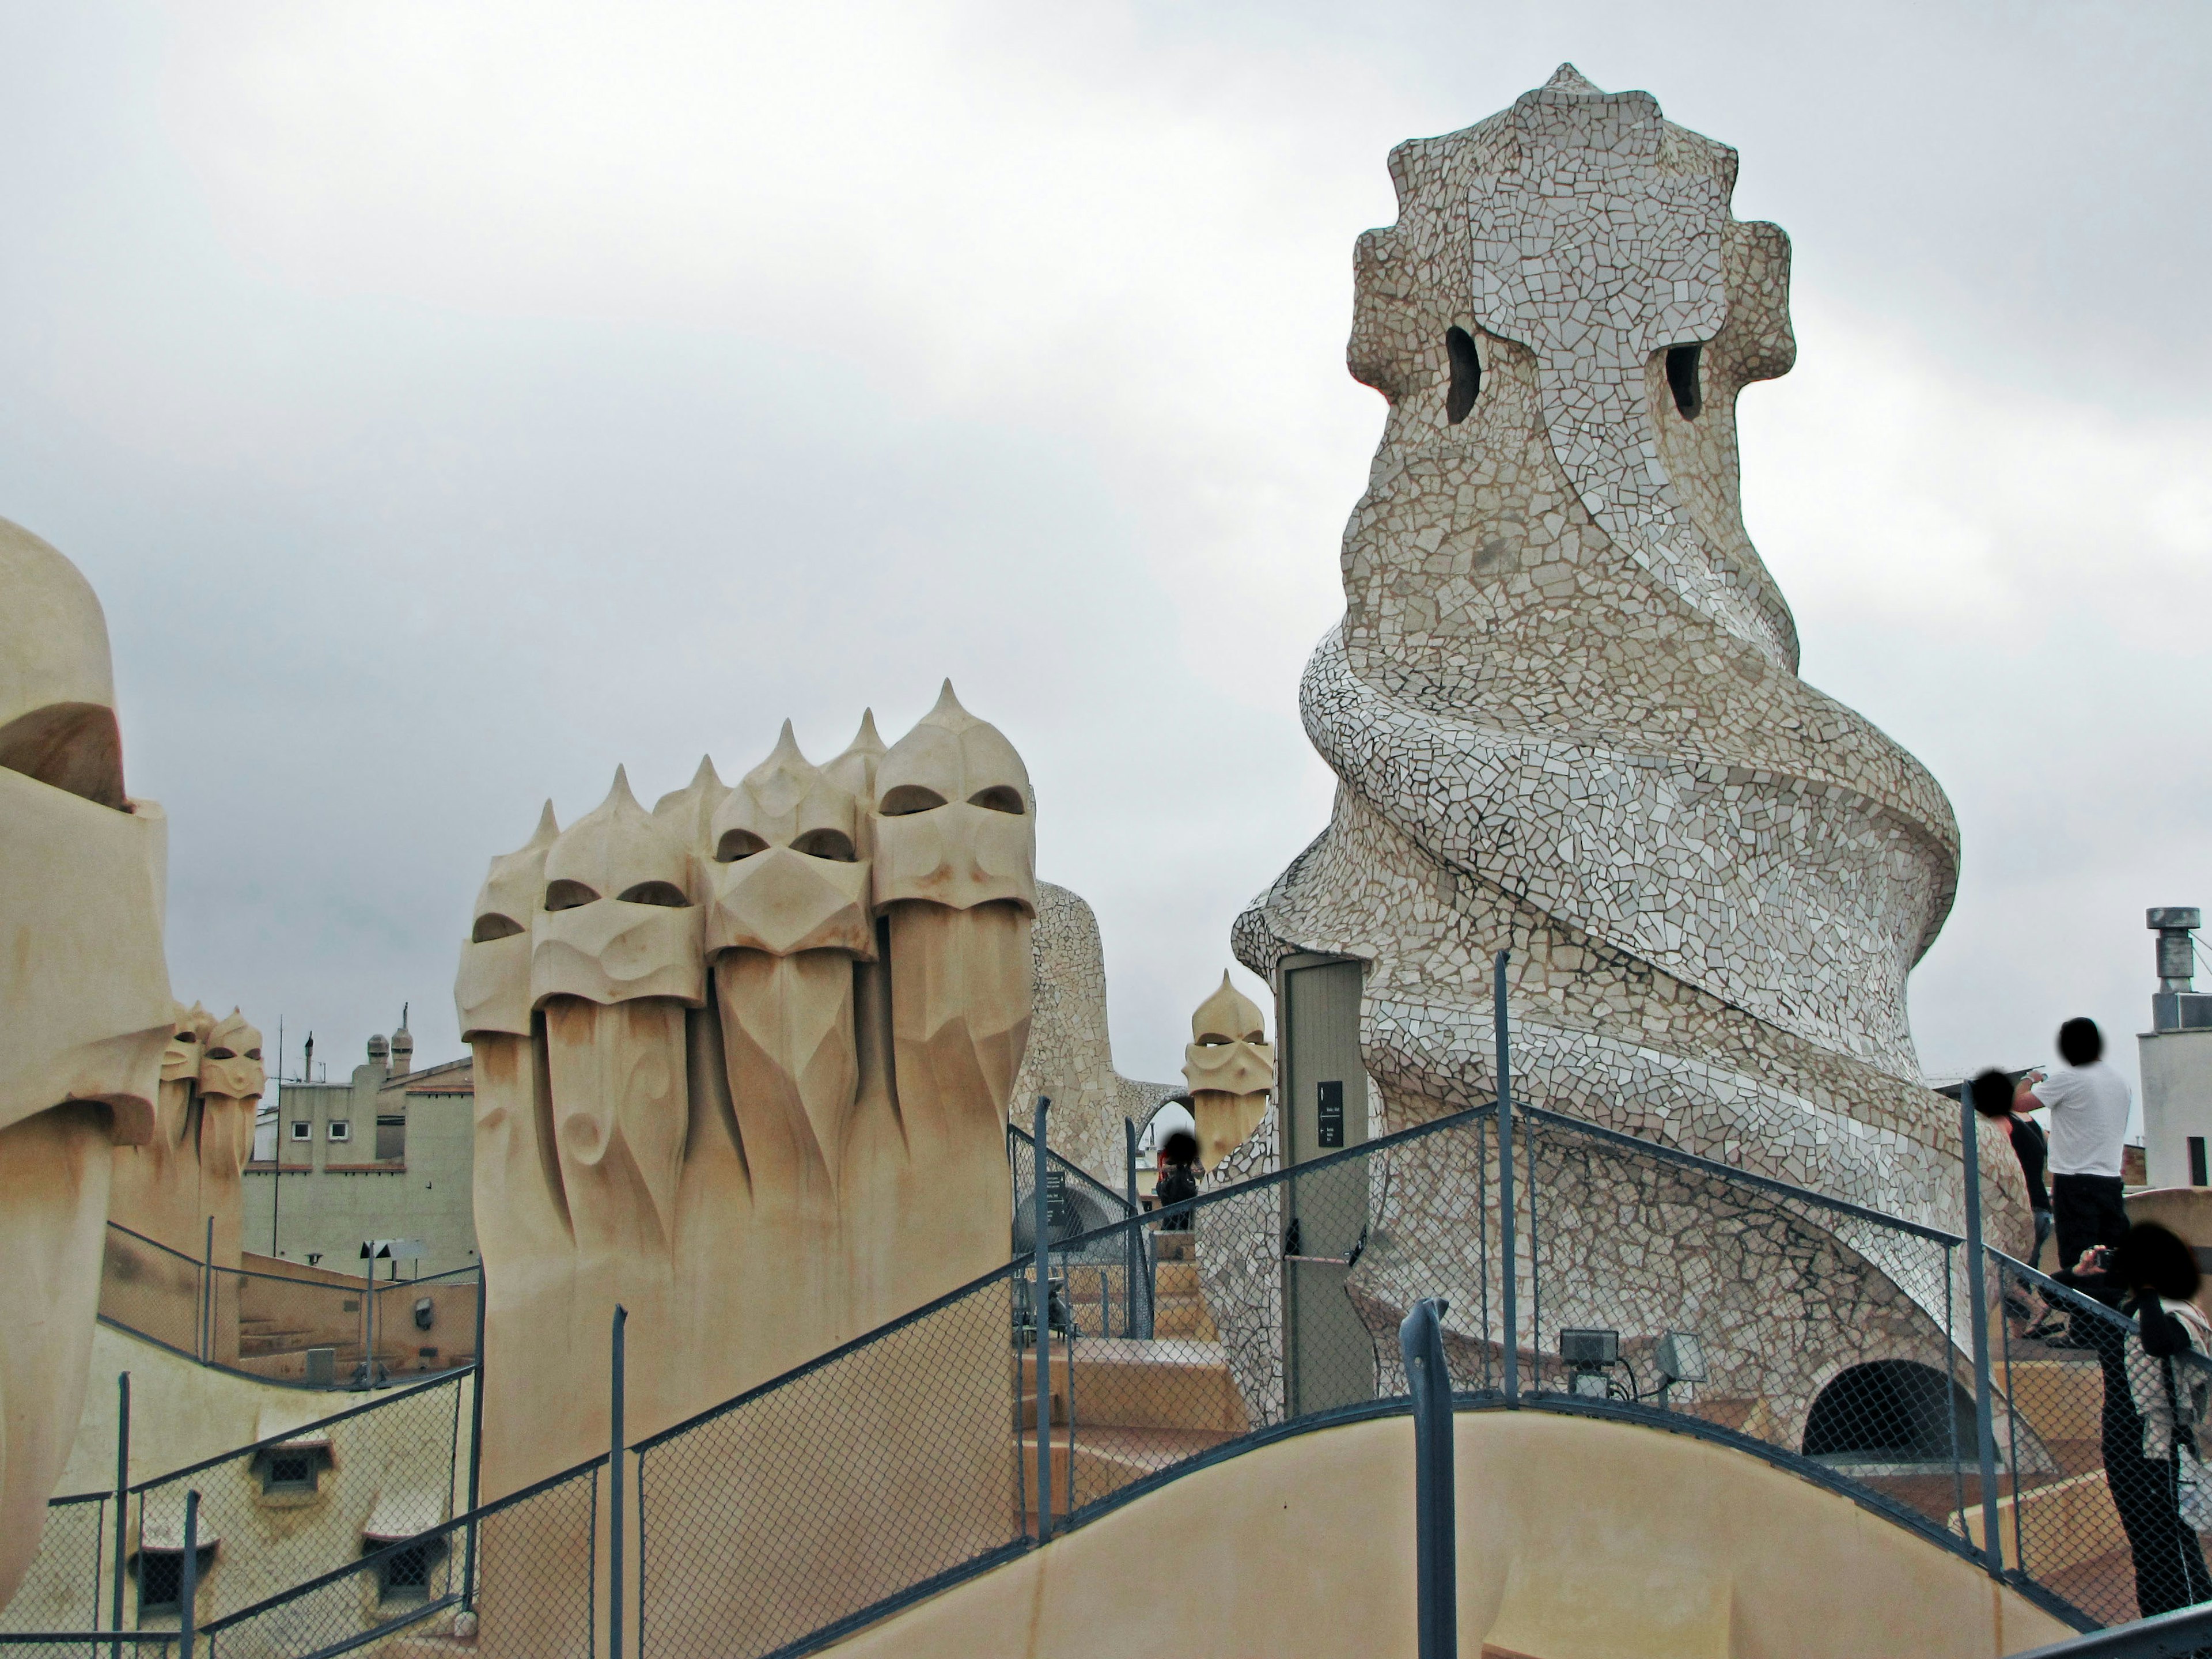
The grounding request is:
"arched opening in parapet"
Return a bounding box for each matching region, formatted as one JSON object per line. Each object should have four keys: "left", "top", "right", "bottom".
{"left": 1445, "top": 327, "right": 1482, "bottom": 424}
{"left": 1802, "top": 1361, "right": 1975, "bottom": 1466}
{"left": 1665, "top": 343, "right": 1703, "bottom": 419}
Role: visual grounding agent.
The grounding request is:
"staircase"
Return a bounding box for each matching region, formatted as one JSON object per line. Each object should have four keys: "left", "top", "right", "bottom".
{"left": 1016, "top": 1234, "right": 1248, "bottom": 1527}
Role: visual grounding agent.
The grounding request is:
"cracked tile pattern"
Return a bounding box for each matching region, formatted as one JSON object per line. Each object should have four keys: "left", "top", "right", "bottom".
{"left": 1233, "top": 66, "right": 2031, "bottom": 1303}
{"left": 1010, "top": 882, "right": 1180, "bottom": 1190}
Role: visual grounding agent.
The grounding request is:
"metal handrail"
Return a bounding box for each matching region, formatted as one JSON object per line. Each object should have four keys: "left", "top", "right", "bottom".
{"left": 2007, "top": 1601, "right": 2212, "bottom": 1657}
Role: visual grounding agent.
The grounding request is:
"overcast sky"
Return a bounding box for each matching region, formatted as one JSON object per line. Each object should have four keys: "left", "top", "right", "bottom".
{"left": 5, "top": 2, "right": 2207, "bottom": 1117}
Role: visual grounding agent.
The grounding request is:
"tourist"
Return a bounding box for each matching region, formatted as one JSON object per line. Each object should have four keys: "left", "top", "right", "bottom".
{"left": 1975, "top": 1069, "right": 2061, "bottom": 1335}
{"left": 1156, "top": 1130, "right": 1200, "bottom": 1232}
{"left": 1975, "top": 1069, "right": 2054, "bottom": 1266}
{"left": 2021, "top": 1018, "right": 2133, "bottom": 1283}
{"left": 2067, "top": 1224, "right": 2212, "bottom": 1619}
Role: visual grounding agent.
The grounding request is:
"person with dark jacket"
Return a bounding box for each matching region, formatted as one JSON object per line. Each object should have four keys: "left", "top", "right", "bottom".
{"left": 2064, "top": 1222, "right": 2212, "bottom": 1619}
{"left": 1156, "top": 1130, "right": 1200, "bottom": 1231}
{"left": 1973, "top": 1068, "right": 2052, "bottom": 1266}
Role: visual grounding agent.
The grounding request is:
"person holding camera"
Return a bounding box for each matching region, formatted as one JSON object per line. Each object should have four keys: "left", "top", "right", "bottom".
{"left": 2067, "top": 1224, "right": 2212, "bottom": 1619}
{"left": 2020, "top": 1017, "right": 2134, "bottom": 1279}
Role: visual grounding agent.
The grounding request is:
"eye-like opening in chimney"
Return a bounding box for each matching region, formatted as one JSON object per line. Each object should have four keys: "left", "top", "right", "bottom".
{"left": 471, "top": 913, "right": 525, "bottom": 943}
{"left": 878, "top": 785, "right": 947, "bottom": 817}
{"left": 1445, "top": 327, "right": 1482, "bottom": 424}
{"left": 615, "top": 880, "right": 687, "bottom": 907}
{"left": 1666, "top": 343, "right": 1703, "bottom": 419}
{"left": 967, "top": 785, "right": 1025, "bottom": 815}
{"left": 543, "top": 880, "right": 600, "bottom": 911}
{"left": 715, "top": 829, "right": 769, "bottom": 863}
{"left": 791, "top": 828, "right": 857, "bottom": 861}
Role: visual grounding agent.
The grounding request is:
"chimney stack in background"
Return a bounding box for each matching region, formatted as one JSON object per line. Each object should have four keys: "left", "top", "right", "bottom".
{"left": 390, "top": 1005, "right": 413, "bottom": 1078}
{"left": 2149, "top": 908, "right": 2210, "bottom": 1033}
{"left": 2140, "top": 908, "right": 2212, "bottom": 1191}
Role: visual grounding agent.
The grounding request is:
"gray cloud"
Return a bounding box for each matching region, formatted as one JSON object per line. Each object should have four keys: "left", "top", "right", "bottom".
{"left": 2, "top": 1, "right": 2204, "bottom": 1112}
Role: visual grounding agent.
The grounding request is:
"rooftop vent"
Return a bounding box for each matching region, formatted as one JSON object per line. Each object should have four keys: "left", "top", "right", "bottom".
{"left": 2149, "top": 908, "right": 2212, "bottom": 1033}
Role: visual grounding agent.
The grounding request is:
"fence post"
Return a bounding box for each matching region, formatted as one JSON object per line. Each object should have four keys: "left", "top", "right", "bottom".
{"left": 1124, "top": 1116, "right": 1140, "bottom": 1339}
{"left": 109, "top": 1372, "right": 130, "bottom": 1648}
{"left": 1960, "top": 1095, "right": 2003, "bottom": 1577}
{"left": 1032, "top": 1096, "right": 1054, "bottom": 1542}
{"left": 1401, "top": 1298, "right": 1457, "bottom": 1659}
{"left": 199, "top": 1216, "right": 214, "bottom": 1363}
{"left": 178, "top": 1489, "right": 199, "bottom": 1659}
{"left": 464, "top": 1268, "right": 487, "bottom": 1608}
{"left": 1494, "top": 951, "right": 1517, "bottom": 1406}
{"left": 609, "top": 1303, "right": 627, "bottom": 1658}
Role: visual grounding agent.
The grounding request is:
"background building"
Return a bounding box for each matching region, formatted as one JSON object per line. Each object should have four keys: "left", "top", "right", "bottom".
{"left": 243, "top": 1016, "right": 479, "bottom": 1277}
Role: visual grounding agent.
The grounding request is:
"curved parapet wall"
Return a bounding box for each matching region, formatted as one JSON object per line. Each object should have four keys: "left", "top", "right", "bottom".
{"left": 1235, "top": 66, "right": 2023, "bottom": 1247}
{"left": 819, "top": 1411, "right": 2070, "bottom": 1659}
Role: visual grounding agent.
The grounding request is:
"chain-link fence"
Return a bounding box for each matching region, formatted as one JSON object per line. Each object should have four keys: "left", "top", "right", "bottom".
{"left": 0, "top": 1493, "right": 111, "bottom": 1634}
{"left": 100, "top": 1225, "right": 479, "bottom": 1389}
{"left": 1511, "top": 1107, "right": 1976, "bottom": 1533}
{"left": 28, "top": 1078, "right": 2212, "bottom": 1652}
{"left": 2, "top": 1369, "right": 471, "bottom": 1642}
{"left": 1982, "top": 1249, "right": 2212, "bottom": 1632}
{"left": 197, "top": 1452, "right": 599, "bottom": 1659}
{"left": 624, "top": 1097, "right": 2103, "bottom": 1657}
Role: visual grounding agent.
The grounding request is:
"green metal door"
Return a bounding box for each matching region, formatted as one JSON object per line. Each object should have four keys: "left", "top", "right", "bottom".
{"left": 1278, "top": 955, "right": 1372, "bottom": 1414}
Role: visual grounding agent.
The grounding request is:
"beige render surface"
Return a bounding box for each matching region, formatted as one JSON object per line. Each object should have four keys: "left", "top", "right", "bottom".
{"left": 0, "top": 517, "right": 173, "bottom": 1612}
{"left": 823, "top": 1411, "right": 2069, "bottom": 1659}
{"left": 461, "top": 684, "right": 1035, "bottom": 1498}
{"left": 1181, "top": 972, "right": 1272, "bottom": 1173}
{"left": 109, "top": 1002, "right": 265, "bottom": 1362}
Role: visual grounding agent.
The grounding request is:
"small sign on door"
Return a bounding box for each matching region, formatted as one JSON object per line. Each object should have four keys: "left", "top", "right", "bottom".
{"left": 1317, "top": 1081, "right": 1345, "bottom": 1148}
{"left": 1044, "top": 1166, "right": 1070, "bottom": 1232}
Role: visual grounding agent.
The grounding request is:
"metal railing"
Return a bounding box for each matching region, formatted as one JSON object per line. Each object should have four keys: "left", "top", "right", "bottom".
{"left": 2011, "top": 1600, "right": 2212, "bottom": 1658}
{"left": 2, "top": 1368, "right": 474, "bottom": 1641}
{"left": 16, "top": 963, "right": 2212, "bottom": 1653}
{"left": 99, "top": 1224, "right": 480, "bottom": 1390}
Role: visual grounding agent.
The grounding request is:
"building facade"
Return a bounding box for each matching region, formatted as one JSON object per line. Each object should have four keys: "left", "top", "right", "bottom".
{"left": 242, "top": 1022, "right": 478, "bottom": 1278}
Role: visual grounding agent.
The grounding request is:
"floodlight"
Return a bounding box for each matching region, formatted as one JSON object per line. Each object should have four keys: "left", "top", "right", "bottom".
{"left": 1656, "top": 1331, "right": 1707, "bottom": 1384}
{"left": 1560, "top": 1328, "right": 1621, "bottom": 1400}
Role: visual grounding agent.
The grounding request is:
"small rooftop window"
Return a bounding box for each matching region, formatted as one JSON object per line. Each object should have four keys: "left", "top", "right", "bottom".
{"left": 328, "top": 1120, "right": 350, "bottom": 1143}
{"left": 134, "top": 1543, "right": 216, "bottom": 1620}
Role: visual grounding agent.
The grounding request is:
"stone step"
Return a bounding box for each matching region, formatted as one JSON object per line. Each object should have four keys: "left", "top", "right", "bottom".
{"left": 1949, "top": 1467, "right": 2132, "bottom": 1574}
{"left": 1018, "top": 1338, "right": 1248, "bottom": 1435}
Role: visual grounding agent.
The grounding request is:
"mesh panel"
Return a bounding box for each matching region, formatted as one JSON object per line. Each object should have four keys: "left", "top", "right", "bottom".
{"left": 0, "top": 1496, "right": 107, "bottom": 1633}
{"left": 1512, "top": 1110, "right": 1972, "bottom": 1529}
{"left": 35, "top": 1097, "right": 2212, "bottom": 1651}
{"left": 123, "top": 1373, "right": 465, "bottom": 1631}
{"left": 1986, "top": 1250, "right": 2212, "bottom": 1630}
{"left": 196, "top": 1457, "right": 599, "bottom": 1659}
{"left": 635, "top": 1274, "right": 1019, "bottom": 1659}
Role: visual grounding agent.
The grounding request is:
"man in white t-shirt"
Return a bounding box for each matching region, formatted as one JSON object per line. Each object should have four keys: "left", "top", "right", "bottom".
{"left": 2018, "top": 1016, "right": 2133, "bottom": 1275}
